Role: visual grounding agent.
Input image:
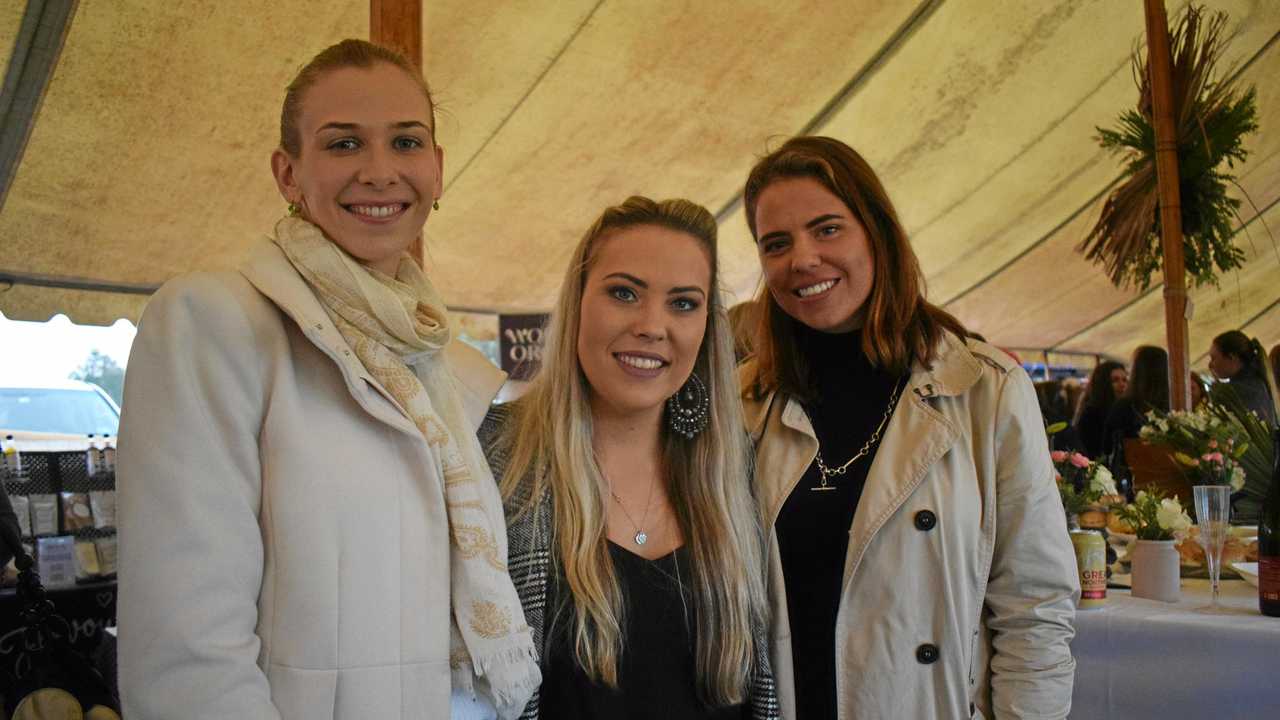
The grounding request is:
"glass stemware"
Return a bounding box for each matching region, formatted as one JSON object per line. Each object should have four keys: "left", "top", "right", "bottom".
{"left": 1193, "top": 485, "right": 1232, "bottom": 612}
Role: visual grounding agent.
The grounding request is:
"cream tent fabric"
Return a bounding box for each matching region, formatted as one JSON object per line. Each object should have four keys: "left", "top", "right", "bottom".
{"left": 1, "top": 0, "right": 1278, "bottom": 366}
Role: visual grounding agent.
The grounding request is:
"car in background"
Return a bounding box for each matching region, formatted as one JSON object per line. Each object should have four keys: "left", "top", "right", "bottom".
{"left": 0, "top": 379, "right": 120, "bottom": 446}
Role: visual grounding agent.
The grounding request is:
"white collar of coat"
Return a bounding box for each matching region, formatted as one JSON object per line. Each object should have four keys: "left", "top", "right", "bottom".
{"left": 237, "top": 240, "right": 507, "bottom": 429}
{"left": 741, "top": 330, "right": 988, "bottom": 442}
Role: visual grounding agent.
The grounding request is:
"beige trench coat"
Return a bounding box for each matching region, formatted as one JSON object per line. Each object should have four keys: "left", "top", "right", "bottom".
{"left": 117, "top": 241, "right": 506, "bottom": 720}
{"left": 743, "top": 332, "right": 1078, "bottom": 720}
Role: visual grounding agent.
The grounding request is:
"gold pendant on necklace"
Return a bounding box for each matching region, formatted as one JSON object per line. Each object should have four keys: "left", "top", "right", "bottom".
{"left": 812, "top": 476, "right": 837, "bottom": 492}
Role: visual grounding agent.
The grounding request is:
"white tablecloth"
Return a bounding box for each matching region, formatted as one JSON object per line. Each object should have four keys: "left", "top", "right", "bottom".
{"left": 1070, "top": 578, "right": 1280, "bottom": 719}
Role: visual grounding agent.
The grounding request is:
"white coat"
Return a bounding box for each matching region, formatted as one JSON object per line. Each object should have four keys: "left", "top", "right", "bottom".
{"left": 743, "top": 332, "right": 1079, "bottom": 719}
{"left": 117, "top": 241, "right": 506, "bottom": 720}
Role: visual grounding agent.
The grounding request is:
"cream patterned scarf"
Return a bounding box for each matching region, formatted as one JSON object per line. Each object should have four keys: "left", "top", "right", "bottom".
{"left": 272, "top": 217, "right": 538, "bottom": 718}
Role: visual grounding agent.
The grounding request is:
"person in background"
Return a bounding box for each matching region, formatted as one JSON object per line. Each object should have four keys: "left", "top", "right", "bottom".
{"left": 1103, "top": 345, "right": 1170, "bottom": 460}
{"left": 481, "top": 196, "right": 775, "bottom": 719}
{"left": 1208, "top": 330, "right": 1278, "bottom": 427}
{"left": 1190, "top": 371, "right": 1210, "bottom": 409}
{"left": 739, "top": 136, "right": 1077, "bottom": 719}
{"left": 1034, "top": 379, "right": 1070, "bottom": 426}
{"left": 1073, "top": 360, "right": 1127, "bottom": 459}
{"left": 117, "top": 40, "right": 537, "bottom": 720}
{"left": 1060, "top": 377, "right": 1085, "bottom": 427}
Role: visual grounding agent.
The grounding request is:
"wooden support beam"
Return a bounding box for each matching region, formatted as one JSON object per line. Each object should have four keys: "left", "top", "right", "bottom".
{"left": 1144, "top": 0, "right": 1190, "bottom": 411}
{"left": 370, "top": 0, "right": 425, "bottom": 266}
{"left": 0, "top": 0, "right": 80, "bottom": 214}
{"left": 370, "top": 0, "right": 422, "bottom": 68}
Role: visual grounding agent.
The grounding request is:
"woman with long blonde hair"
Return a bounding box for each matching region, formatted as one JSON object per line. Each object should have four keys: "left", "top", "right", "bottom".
{"left": 481, "top": 196, "right": 776, "bottom": 719}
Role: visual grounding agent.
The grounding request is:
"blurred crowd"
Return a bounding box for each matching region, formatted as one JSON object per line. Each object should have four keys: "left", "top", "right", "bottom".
{"left": 1035, "top": 331, "right": 1280, "bottom": 464}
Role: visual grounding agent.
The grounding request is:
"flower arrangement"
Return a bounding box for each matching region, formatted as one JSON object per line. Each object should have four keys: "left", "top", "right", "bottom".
{"left": 1114, "top": 489, "right": 1193, "bottom": 541}
{"left": 1205, "top": 381, "right": 1275, "bottom": 501}
{"left": 1182, "top": 448, "right": 1246, "bottom": 491}
{"left": 1053, "top": 450, "right": 1118, "bottom": 519}
{"left": 1139, "top": 406, "right": 1248, "bottom": 491}
{"left": 1078, "top": 5, "right": 1260, "bottom": 291}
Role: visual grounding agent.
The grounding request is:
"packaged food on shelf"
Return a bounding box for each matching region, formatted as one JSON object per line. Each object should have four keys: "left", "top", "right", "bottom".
{"left": 12, "top": 493, "right": 31, "bottom": 537}
{"left": 28, "top": 493, "right": 59, "bottom": 536}
{"left": 94, "top": 535, "right": 118, "bottom": 576}
{"left": 35, "top": 535, "right": 76, "bottom": 588}
{"left": 74, "top": 540, "right": 102, "bottom": 580}
{"left": 89, "top": 490, "right": 116, "bottom": 529}
{"left": 61, "top": 491, "right": 94, "bottom": 531}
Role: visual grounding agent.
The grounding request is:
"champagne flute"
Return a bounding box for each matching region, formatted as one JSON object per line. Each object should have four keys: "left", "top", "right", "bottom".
{"left": 1193, "top": 485, "right": 1232, "bottom": 612}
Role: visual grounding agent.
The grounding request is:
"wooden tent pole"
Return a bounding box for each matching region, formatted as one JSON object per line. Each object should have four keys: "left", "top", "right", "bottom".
{"left": 1144, "top": 0, "right": 1190, "bottom": 411}
{"left": 370, "top": 0, "right": 425, "bottom": 266}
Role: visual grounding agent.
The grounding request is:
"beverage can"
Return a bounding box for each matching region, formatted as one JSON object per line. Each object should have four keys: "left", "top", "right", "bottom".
{"left": 1071, "top": 529, "right": 1107, "bottom": 609}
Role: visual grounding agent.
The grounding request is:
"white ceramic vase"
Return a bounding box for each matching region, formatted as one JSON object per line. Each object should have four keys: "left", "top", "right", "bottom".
{"left": 1131, "top": 539, "right": 1180, "bottom": 603}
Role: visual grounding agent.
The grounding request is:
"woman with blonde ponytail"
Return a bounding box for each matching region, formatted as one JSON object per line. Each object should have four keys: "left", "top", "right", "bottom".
{"left": 481, "top": 196, "right": 776, "bottom": 719}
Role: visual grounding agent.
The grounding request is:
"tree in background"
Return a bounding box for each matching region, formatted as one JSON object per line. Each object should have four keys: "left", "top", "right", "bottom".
{"left": 70, "top": 350, "right": 124, "bottom": 405}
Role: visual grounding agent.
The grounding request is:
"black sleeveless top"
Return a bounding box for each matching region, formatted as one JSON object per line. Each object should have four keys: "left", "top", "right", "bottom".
{"left": 539, "top": 541, "right": 749, "bottom": 720}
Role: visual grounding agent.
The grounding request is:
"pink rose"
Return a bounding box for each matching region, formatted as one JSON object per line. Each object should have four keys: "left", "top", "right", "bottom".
{"left": 1050, "top": 450, "right": 1068, "bottom": 462}
{"left": 1069, "top": 452, "right": 1091, "bottom": 469}
{"left": 1202, "top": 452, "right": 1223, "bottom": 463}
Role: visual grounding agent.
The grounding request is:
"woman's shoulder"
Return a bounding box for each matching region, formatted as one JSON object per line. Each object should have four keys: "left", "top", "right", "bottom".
{"left": 1103, "top": 396, "right": 1139, "bottom": 425}
{"left": 1076, "top": 402, "right": 1107, "bottom": 424}
{"left": 151, "top": 270, "right": 276, "bottom": 317}
{"left": 478, "top": 401, "right": 517, "bottom": 450}
{"left": 925, "top": 332, "right": 1028, "bottom": 401}
{"left": 958, "top": 335, "right": 1021, "bottom": 374}
{"left": 447, "top": 341, "right": 509, "bottom": 429}
{"left": 141, "top": 270, "right": 284, "bottom": 348}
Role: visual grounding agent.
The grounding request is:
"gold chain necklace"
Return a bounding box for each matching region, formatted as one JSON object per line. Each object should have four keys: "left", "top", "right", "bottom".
{"left": 812, "top": 375, "right": 906, "bottom": 492}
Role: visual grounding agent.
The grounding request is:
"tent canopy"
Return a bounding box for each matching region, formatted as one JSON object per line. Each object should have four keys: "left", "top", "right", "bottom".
{"left": 2, "top": 0, "right": 1278, "bottom": 368}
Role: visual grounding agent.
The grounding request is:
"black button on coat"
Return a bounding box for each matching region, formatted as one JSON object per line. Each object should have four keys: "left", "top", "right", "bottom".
{"left": 914, "top": 509, "right": 937, "bottom": 531}
{"left": 916, "top": 643, "right": 940, "bottom": 664}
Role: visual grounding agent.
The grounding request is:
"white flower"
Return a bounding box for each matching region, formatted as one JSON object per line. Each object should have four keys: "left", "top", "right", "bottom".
{"left": 1230, "top": 465, "right": 1246, "bottom": 492}
{"left": 1157, "top": 498, "right": 1192, "bottom": 535}
{"left": 1090, "top": 464, "right": 1117, "bottom": 496}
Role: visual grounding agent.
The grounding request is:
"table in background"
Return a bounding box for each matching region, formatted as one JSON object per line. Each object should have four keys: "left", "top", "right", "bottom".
{"left": 1070, "top": 578, "right": 1280, "bottom": 719}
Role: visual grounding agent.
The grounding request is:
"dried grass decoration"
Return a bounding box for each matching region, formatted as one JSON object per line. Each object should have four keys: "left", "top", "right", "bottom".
{"left": 1079, "top": 5, "right": 1259, "bottom": 290}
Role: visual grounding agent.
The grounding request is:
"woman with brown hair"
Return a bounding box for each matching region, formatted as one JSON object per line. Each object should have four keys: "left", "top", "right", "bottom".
{"left": 117, "top": 40, "right": 537, "bottom": 719}
{"left": 1102, "top": 345, "right": 1170, "bottom": 459}
{"left": 1074, "top": 360, "right": 1127, "bottom": 458}
{"left": 739, "top": 136, "right": 1078, "bottom": 719}
{"left": 482, "top": 196, "right": 775, "bottom": 719}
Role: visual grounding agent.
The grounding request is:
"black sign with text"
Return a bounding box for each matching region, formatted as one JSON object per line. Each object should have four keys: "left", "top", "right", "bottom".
{"left": 499, "top": 314, "right": 550, "bottom": 381}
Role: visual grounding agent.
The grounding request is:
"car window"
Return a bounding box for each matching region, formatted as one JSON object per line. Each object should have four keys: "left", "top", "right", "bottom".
{"left": 0, "top": 388, "right": 120, "bottom": 436}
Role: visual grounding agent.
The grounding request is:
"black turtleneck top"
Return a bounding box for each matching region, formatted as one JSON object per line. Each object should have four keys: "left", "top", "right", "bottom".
{"left": 774, "top": 326, "right": 902, "bottom": 719}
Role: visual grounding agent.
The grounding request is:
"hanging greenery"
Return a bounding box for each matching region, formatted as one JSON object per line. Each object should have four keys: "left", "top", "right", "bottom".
{"left": 1079, "top": 5, "right": 1258, "bottom": 291}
